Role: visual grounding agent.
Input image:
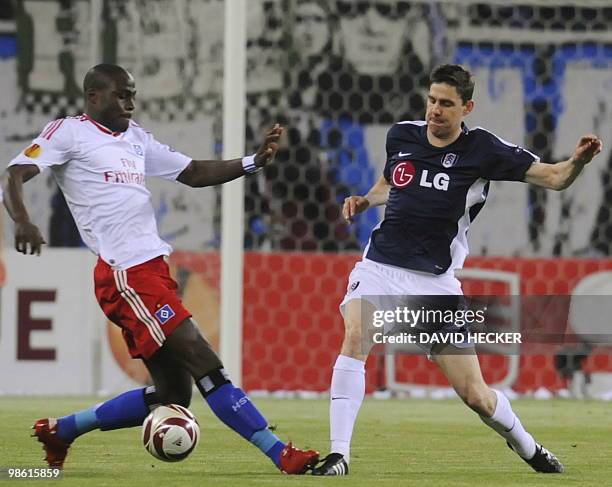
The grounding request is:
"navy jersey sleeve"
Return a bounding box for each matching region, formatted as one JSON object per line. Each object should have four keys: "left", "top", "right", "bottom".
{"left": 478, "top": 130, "right": 539, "bottom": 181}
{"left": 383, "top": 123, "right": 405, "bottom": 182}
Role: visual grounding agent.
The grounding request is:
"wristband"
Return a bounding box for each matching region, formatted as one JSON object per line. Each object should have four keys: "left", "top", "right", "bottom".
{"left": 241, "top": 154, "right": 260, "bottom": 174}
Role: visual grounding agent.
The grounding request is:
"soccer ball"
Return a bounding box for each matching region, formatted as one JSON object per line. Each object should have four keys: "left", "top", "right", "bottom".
{"left": 142, "top": 404, "right": 200, "bottom": 462}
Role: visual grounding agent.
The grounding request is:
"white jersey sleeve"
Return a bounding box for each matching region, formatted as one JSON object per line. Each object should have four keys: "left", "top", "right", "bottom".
{"left": 9, "top": 119, "right": 73, "bottom": 172}
{"left": 144, "top": 132, "right": 192, "bottom": 181}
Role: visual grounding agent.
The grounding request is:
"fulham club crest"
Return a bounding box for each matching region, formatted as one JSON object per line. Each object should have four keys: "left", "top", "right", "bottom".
{"left": 442, "top": 153, "right": 458, "bottom": 168}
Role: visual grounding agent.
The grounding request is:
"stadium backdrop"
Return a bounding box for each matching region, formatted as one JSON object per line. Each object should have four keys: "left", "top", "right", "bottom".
{"left": 0, "top": 0, "right": 611, "bottom": 396}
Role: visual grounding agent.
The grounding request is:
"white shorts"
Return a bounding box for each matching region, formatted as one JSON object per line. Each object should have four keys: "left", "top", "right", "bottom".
{"left": 340, "top": 259, "right": 472, "bottom": 355}
{"left": 340, "top": 258, "right": 462, "bottom": 311}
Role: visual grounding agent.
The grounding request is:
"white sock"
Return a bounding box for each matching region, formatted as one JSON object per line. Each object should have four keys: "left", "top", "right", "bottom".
{"left": 329, "top": 354, "right": 365, "bottom": 463}
{"left": 480, "top": 389, "right": 536, "bottom": 459}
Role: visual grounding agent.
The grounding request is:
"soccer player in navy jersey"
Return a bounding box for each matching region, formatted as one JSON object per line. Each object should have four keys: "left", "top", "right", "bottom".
{"left": 312, "top": 64, "right": 603, "bottom": 476}
{"left": 2, "top": 64, "right": 318, "bottom": 474}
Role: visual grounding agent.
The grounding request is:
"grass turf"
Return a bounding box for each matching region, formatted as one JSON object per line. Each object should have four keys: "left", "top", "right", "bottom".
{"left": 0, "top": 397, "right": 609, "bottom": 486}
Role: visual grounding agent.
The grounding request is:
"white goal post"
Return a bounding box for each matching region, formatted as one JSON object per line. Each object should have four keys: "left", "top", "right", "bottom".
{"left": 220, "top": 0, "right": 247, "bottom": 387}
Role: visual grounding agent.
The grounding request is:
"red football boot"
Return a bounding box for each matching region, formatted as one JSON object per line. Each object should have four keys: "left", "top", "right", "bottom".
{"left": 279, "top": 442, "right": 319, "bottom": 474}
{"left": 32, "top": 418, "right": 72, "bottom": 469}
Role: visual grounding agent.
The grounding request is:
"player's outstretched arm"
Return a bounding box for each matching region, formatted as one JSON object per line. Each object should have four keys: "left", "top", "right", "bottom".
{"left": 177, "top": 124, "right": 283, "bottom": 187}
{"left": 343, "top": 175, "right": 391, "bottom": 223}
{"left": 523, "top": 134, "right": 603, "bottom": 191}
{"left": 1, "top": 164, "right": 46, "bottom": 255}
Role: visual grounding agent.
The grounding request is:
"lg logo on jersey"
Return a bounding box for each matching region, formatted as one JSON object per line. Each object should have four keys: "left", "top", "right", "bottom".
{"left": 420, "top": 170, "right": 450, "bottom": 191}
{"left": 392, "top": 162, "right": 449, "bottom": 191}
{"left": 392, "top": 161, "right": 416, "bottom": 187}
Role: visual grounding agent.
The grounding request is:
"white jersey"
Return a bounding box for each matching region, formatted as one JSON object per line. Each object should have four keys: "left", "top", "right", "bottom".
{"left": 9, "top": 115, "right": 192, "bottom": 269}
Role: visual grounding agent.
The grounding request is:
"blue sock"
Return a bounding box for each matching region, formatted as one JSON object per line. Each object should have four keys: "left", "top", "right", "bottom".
{"left": 57, "top": 387, "right": 154, "bottom": 443}
{"left": 56, "top": 409, "right": 98, "bottom": 443}
{"left": 197, "top": 370, "right": 286, "bottom": 468}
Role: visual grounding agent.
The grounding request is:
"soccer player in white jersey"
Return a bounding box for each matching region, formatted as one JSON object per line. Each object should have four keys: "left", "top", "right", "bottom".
{"left": 312, "top": 64, "right": 603, "bottom": 476}
{"left": 2, "top": 64, "right": 319, "bottom": 474}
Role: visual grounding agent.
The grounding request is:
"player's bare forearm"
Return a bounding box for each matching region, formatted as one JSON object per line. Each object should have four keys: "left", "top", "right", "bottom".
{"left": 2, "top": 164, "right": 46, "bottom": 254}
{"left": 365, "top": 175, "right": 391, "bottom": 206}
{"left": 343, "top": 176, "right": 390, "bottom": 223}
{"left": 177, "top": 159, "right": 246, "bottom": 187}
{"left": 553, "top": 157, "right": 586, "bottom": 191}
{"left": 178, "top": 124, "right": 283, "bottom": 188}
{"left": 524, "top": 158, "right": 585, "bottom": 191}
{"left": 2, "top": 165, "right": 39, "bottom": 223}
{"left": 524, "top": 134, "right": 603, "bottom": 190}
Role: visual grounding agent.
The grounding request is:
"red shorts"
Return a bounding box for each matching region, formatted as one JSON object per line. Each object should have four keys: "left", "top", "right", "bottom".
{"left": 94, "top": 256, "right": 192, "bottom": 359}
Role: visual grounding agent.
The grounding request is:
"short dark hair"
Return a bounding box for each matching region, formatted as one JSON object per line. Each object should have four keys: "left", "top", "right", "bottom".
{"left": 429, "top": 64, "right": 474, "bottom": 104}
{"left": 83, "top": 64, "right": 129, "bottom": 93}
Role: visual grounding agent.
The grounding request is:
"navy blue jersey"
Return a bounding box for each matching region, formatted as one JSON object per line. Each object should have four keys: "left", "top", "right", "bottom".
{"left": 365, "top": 121, "right": 538, "bottom": 275}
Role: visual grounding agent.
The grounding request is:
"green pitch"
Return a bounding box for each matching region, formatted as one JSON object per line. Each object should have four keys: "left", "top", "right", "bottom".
{"left": 1, "top": 397, "right": 609, "bottom": 486}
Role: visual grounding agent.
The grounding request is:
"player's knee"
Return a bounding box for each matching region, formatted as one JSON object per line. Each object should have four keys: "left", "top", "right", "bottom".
{"left": 158, "top": 390, "right": 192, "bottom": 408}
{"left": 343, "top": 329, "right": 362, "bottom": 348}
{"left": 343, "top": 317, "right": 363, "bottom": 340}
{"left": 154, "top": 382, "right": 192, "bottom": 407}
{"left": 341, "top": 322, "right": 364, "bottom": 358}
{"left": 166, "top": 320, "right": 222, "bottom": 376}
{"left": 462, "top": 384, "right": 494, "bottom": 416}
{"left": 172, "top": 386, "right": 192, "bottom": 408}
{"left": 181, "top": 336, "right": 222, "bottom": 377}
